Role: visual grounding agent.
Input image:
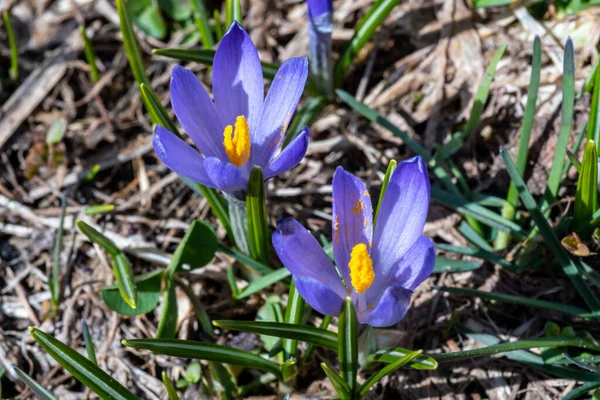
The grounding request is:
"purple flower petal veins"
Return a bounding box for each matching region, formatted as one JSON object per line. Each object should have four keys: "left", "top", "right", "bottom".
{"left": 152, "top": 21, "right": 310, "bottom": 197}
{"left": 273, "top": 156, "right": 434, "bottom": 327}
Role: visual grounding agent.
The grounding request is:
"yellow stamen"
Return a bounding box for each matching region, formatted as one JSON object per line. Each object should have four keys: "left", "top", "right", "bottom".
{"left": 223, "top": 115, "right": 251, "bottom": 167}
{"left": 348, "top": 243, "right": 375, "bottom": 293}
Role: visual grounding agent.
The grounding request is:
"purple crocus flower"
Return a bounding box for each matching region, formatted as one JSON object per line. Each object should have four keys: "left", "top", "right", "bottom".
{"left": 306, "top": 0, "right": 334, "bottom": 98}
{"left": 273, "top": 157, "right": 434, "bottom": 327}
{"left": 152, "top": 22, "right": 310, "bottom": 198}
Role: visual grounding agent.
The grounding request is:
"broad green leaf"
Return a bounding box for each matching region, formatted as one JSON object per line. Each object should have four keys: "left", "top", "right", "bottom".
{"left": 167, "top": 220, "right": 217, "bottom": 275}
{"left": 122, "top": 339, "right": 282, "bottom": 379}
{"left": 162, "top": 372, "right": 180, "bottom": 400}
{"left": 246, "top": 167, "right": 269, "bottom": 265}
{"left": 438, "top": 286, "right": 595, "bottom": 318}
{"left": 213, "top": 320, "right": 337, "bottom": 350}
{"left": 81, "top": 319, "right": 98, "bottom": 365}
{"left": 374, "top": 160, "right": 396, "bottom": 227}
{"left": 496, "top": 37, "right": 541, "bottom": 249}
{"left": 338, "top": 298, "right": 358, "bottom": 395}
{"left": 157, "top": 0, "right": 192, "bottom": 20}
{"left": 367, "top": 348, "right": 438, "bottom": 370}
{"left": 573, "top": 140, "right": 598, "bottom": 233}
{"left": 542, "top": 38, "right": 575, "bottom": 210}
{"left": 359, "top": 350, "right": 423, "bottom": 397}
{"left": 101, "top": 269, "right": 162, "bottom": 316}
{"left": 152, "top": 48, "right": 279, "bottom": 80}
{"left": 321, "top": 362, "right": 351, "bottom": 400}
{"left": 234, "top": 268, "right": 290, "bottom": 300}
{"left": 156, "top": 277, "right": 178, "bottom": 338}
{"left": 30, "top": 328, "right": 139, "bottom": 400}
{"left": 133, "top": 5, "right": 167, "bottom": 39}
{"left": 46, "top": 117, "right": 67, "bottom": 145}
{"left": 333, "top": 0, "right": 398, "bottom": 85}
{"left": 283, "top": 281, "right": 306, "bottom": 360}
{"left": 433, "top": 257, "right": 481, "bottom": 273}
{"left": 76, "top": 220, "right": 120, "bottom": 257}
{"left": 13, "top": 366, "right": 58, "bottom": 400}
{"left": 501, "top": 148, "right": 600, "bottom": 321}
{"left": 184, "top": 363, "right": 201, "bottom": 383}
{"left": 81, "top": 26, "right": 100, "bottom": 82}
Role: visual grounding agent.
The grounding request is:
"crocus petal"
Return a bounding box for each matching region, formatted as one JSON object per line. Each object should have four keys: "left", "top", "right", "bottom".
{"left": 204, "top": 157, "right": 247, "bottom": 194}
{"left": 307, "top": 0, "right": 333, "bottom": 18}
{"left": 364, "top": 286, "right": 412, "bottom": 327}
{"left": 213, "top": 22, "right": 264, "bottom": 128}
{"left": 273, "top": 218, "right": 346, "bottom": 315}
{"left": 170, "top": 66, "right": 226, "bottom": 159}
{"left": 366, "top": 235, "right": 434, "bottom": 309}
{"left": 263, "top": 127, "right": 310, "bottom": 180}
{"left": 250, "top": 57, "right": 308, "bottom": 167}
{"left": 371, "top": 156, "right": 430, "bottom": 286}
{"left": 331, "top": 167, "right": 373, "bottom": 289}
{"left": 153, "top": 126, "right": 213, "bottom": 187}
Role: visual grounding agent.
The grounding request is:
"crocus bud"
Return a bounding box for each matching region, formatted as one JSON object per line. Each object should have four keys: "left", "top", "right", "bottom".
{"left": 307, "top": 0, "right": 334, "bottom": 99}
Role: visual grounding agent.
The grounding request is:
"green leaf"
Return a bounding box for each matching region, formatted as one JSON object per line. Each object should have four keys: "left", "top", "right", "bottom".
{"left": 213, "top": 320, "right": 337, "bottom": 350}
{"left": 256, "top": 296, "right": 285, "bottom": 352}
{"left": 457, "top": 220, "right": 493, "bottom": 252}
{"left": 85, "top": 204, "right": 115, "bottom": 215}
{"left": 564, "top": 382, "right": 600, "bottom": 400}
{"left": 46, "top": 117, "right": 67, "bottom": 145}
{"left": 101, "top": 269, "right": 162, "bottom": 316}
{"left": 433, "top": 257, "right": 481, "bottom": 273}
{"left": 321, "top": 362, "right": 351, "bottom": 400}
{"left": 304, "top": 315, "right": 333, "bottom": 363}
{"left": 122, "top": 339, "right": 282, "bottom": 379}
{"left": 76, "top": 220, "right": 120, "bottom": 257}
{"left": 217, "top": 242, "right": 273, "bottom": 276}
{"left": 13, "top": 366, "right": 58, "bottom": 400}
{"left": 139, "top": 83, "right": 180, "bottom": 136}
{"left": 234, "top": 268, "right": 290, "bottom": 300}
{"left": 157, "top": 0, "right": 192, "bottom": 20}
{"left": 542, "top": 38, "right": 575, "bottom": 210}
{"left": 190, "top": 0, "right": 214, "bottom": 48}
{"left": 368, "top": 348, "right": 438, "bottom": 370}
{"left": 30, "top": 328, "right": 139, "bottom": 400}
{"left": 50, "top": 195, "right": 67, "bottom": 308}
{"left": 501, "top": 148, "right": 600, "bottom": 321}
{"left": 167, "top": 220, "right": 217, "bottom": 276}
{"left": 184, "top": 362, "right": 201, "bottom": 383}
{"left": 133, "top": 4, "right": 167, "bottom": 39}
{"left": 438, "top": 286, "right": 595, "bottom": 318}
{"left": 111, "top": 252, "right": 138, "bottom": 309}
{"left": 3, "top": 11, "right": 18, "bottom": 80}
{"left": 162, "top": 372, "right": 180, "bottom": 400}
{"left": 333, "top": 0, "right": 398, "bottom": 85}
{"left": 246, "top": 167, "right": 269, "bottom": 265}
{"left": 81, "top": 319, "right": 98, "bottom": 365}
{"left": 338, "top": 298, "right": 358, "bottom": 396}
{"left": 152, "top": 48, "right": 279, "bottom": 80}
{"left": 434, "top": 242, "right": 514, "bottom": 270}
{"left": 374, "top": 160, "right": 396, "bottom": 227}
{"left": 359, "top": 350, "right": 423, "bottom": 397}
{"left": 157, "top": 277, "right": 178, "bottom": 338}
{"left": 81, "top": 26, "right": 100, "bottom": 82}
{"left": 283, "top": 281, "right": 306, "bottom": 360}
{"left": 496, "top": 37, "right": 541, "bottom": 249}
{"left": 573, "top": 140, "right": 599, "bottom": 233}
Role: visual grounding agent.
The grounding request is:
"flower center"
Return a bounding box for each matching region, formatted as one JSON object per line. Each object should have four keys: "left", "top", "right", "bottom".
{"left": 223, "top": 115, "right": 251, "bottom": 167}
{"left": 348, "top": 243, "right": 374, "bottom": 293}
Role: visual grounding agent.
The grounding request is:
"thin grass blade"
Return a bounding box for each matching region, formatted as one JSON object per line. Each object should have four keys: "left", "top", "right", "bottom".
{"left": 13, "top": 366, "right": 58, "bottom": 400}
{"left": 283, "top": 281, "right": 306, "bottom": 360}
{"left": 81, "top": 319, "right": 98, "bottom": 365}
{"left": 338, "top": 298, "right": 358, "bottom": 395}
{"left": 321, "top": 362, "right": 351, "bottom": 400}
{"left": 359, "top": 350, "right": 423, "bottom": 397}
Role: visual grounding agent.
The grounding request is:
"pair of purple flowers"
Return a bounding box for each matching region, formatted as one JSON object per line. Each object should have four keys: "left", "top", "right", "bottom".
{"left": 153, "top": 22, "right": 434, "bottom": 327}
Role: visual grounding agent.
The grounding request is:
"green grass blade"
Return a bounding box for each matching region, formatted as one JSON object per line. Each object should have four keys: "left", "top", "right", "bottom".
{"left": 30, "top": 328, "right": 138, "bottom": 400}
{"left": 433, "top": 257, "right": 481, "bottom": 273}
{"left": 213, "top": 320, "right": 337, "bottom": 349}
{"left": 321, "top": 362, "right": 351, "bottom": 400}
{"left": 84, "top": 204, "right": 114, "bottom": 215}
{"left": 283, "top": 281, "right": 306, "bottom": 360}
{"left": 139, "top": 83, "right": 180, "bottom": 136}
{"left": 496, "top": 37, "right": 541, "bottom": 249}
{"left": 563, "top": 382, "right": 600, "bottom": 400}
{"left": 13, "top": 366, "right": 58, "bottom": 400}
{"left": 233, "top": 268, "right": 291, "bottom": 299}
{"left": 573, "top": 140, "right": 598, "bottom": 233}
{"left": 367, "top": 348, "right": 438, "bottom": 370}
{"left": 358, "top": 350, "right": 423, "bottom": 397}
{"left": 156, "top": 278, "right": 178, "bottom": 339}
{"left": 542, "top": 38, "right": 575, "bottom": 210}
{"left": 122, "top": 339, "right": 282, "bottom": 379}
{"left": 246, "top": 167, "right": 269, "bottom": 265}
{"left": 304, "top": 315, "right": 333, "bottom": 363}
{"left": 338, "top": 298, "right": 358, "bottom": 395}
{"left": 76, "top": 220, "right": 120, "bottom": 257}
{"left": 3, "top": 11, "right": 18, "bottom": 80}
{"left": 81, "top": 26, "right": 100, "bottom": 82}
{"left": 457, "top": 220, "right": 493, "bottom": 252}
{"left": 216, "top": 242, "right": 272, "bottom": 275}
{"left": 162, "top": 372, "right": 180, "bottom": 400}
{"left": 501, "top": 148, "right": 600, "bottom": 321}
{"left": 438, "top": 286, "right": 595, "bottom": 318}
{"left": 333, "top": 0, "right": 398, "bottom": 85}
{"left": 213, "top": 10, "right": 224, "bottom": 40}
{"left": 434, "top": 242, "right": 514, "bottom": 269}
{"left": 81, "top": 319, "right": 98, "bottom": 365}
{"left": 190, "top": 0, "right": 214, "bottom": 48}
{"left": 111, "top": 252, "right": 137, "bottom": 309}
{"left": 283, "top": 96, "right": 327, "bottom": 145}
{"left": 374, "top": 160, "right": 396, "bottom": 227}
{"left": 564, "top": 122, "right": 587, "bottom": 175}
{"left": 50, "top": 195, "right": 67, "bottom": 308}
